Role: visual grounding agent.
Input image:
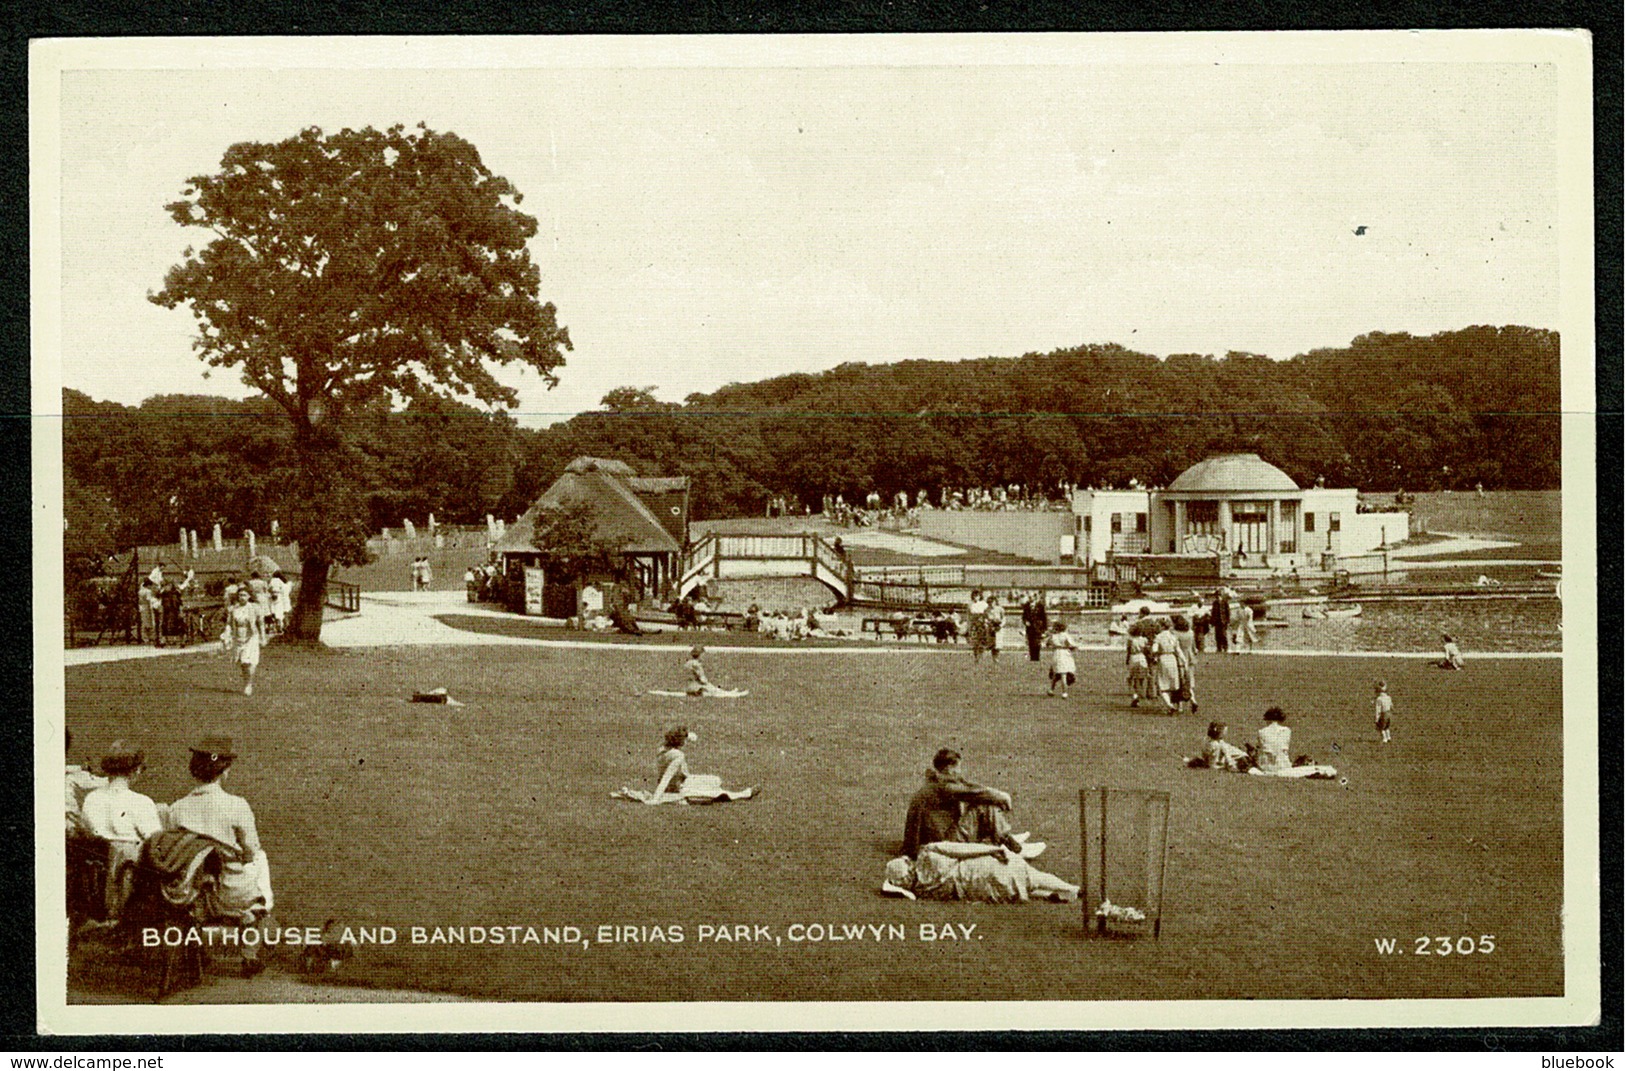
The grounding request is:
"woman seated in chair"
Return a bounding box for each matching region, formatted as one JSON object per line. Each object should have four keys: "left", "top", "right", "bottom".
{"left": 79, "top": 741, "right": 163, "bottom": 918}
{"left": 167, "top": 736, "right": 273, "bottom": 918}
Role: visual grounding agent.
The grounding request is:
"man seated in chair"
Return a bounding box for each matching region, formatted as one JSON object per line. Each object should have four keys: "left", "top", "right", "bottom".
{"left": 901, "top": 748, "right": 1045, "bottom": 861}
{"left": 79, "top": 741, "right": 163, "bottom": 919}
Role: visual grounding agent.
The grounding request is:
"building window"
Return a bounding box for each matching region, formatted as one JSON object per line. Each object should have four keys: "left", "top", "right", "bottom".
{"left": 1304, "top": 512, "right": 1315, "bottom": 532}
{"left": 1083, "top": 515, "right": 1092, "bottom": 533}
{"left": 1329, "top": 512, "right": 1342, "bottom": 532}
{"left": 1135, "top": 512, "right": 1148, "bottom": 533}
{"left": 1110, "top": 513, "right": 1122, "bottom": 533}
{"left": 1188, "top": 501, "right": 1218, "bottom": 524}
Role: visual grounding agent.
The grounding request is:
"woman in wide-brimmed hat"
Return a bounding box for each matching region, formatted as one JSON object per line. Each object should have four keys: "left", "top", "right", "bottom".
{"left": 167, "top": 735, "right": 274, "bottom": 943}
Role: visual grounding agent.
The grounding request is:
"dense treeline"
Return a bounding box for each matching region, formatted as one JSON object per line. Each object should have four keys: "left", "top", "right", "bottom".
{"left": 65, "top": 325, "right": 1559, "bottom": 554}
{"left": 531, "top": 325, "right": 1560, "bottom": 516}
{"left": 63, "top": 390, "right": 530, "bottom": 559}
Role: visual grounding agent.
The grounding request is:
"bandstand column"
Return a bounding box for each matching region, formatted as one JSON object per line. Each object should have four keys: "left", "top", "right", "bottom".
{"left": 1173, "top": 500, "right": 1186, "bottom": 553}
{"left": 1268, "top": 500, "right": 1281, "bottom": 554}
{"left": 1218, "top": 500, "right": 1232, "bottom": 550}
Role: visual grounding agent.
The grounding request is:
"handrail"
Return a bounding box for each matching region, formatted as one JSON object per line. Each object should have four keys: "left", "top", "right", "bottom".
{"left": 326, "top": 580, "right": 361, "bottom": 614}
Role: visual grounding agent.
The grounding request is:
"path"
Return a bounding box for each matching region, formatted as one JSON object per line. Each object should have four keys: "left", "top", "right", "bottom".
{"left": 1387, "top": 533, "right": 1523, "bottom": 560}
{"left": 63, "top": 589, "right": 1562, "bottom": 663}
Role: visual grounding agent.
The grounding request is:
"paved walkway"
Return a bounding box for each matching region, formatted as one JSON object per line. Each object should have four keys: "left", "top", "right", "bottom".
{"left": 65, "top": 644, "right": 207, "bottom": 667}
{"left": 64, "top": 581, "right": 1565, "bottom": 664}
{"left": 1387, "top": 533, "right": 1523, "bottom": 560}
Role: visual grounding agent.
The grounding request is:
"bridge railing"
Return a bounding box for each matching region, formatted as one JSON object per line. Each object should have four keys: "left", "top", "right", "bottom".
{"left": 855, "top": 564, "right": 967, "bottom": 587}
{"left": 680, "top": 531, "right": 856, "bottom": 600}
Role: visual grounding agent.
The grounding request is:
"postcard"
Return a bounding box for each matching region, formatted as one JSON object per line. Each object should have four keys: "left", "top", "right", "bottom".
{"left": 32, "top": 31, "right": 1599, "bottom": 1035}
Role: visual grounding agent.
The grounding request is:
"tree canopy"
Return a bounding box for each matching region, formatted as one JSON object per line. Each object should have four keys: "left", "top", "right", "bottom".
{"left": 148, "top": 124, "right": 570, "bottom": 638}
{"left": 69, "top": 326, "right": 1560, "bottom": 562}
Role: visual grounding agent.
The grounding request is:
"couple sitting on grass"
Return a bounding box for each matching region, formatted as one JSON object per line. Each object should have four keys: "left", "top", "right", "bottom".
{"left": 1188, "top": 709, "right": 1338, "bottom": 779}
{"left": 882, "top": 748, "right": 1079, "bottom": 903}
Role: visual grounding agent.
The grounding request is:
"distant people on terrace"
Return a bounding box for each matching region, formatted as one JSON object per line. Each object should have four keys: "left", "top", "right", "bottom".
{"left": 814, "top": 480, "right": 1081, "bottom": 526}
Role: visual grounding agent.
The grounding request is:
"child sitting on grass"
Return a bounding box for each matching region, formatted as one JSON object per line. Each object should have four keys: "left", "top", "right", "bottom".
{"left": 1187, "top": 721, "right": 1249, "bottom": 772}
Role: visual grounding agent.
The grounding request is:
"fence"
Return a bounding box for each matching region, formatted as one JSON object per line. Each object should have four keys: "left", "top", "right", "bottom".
{"left": 326, "top": 579, "right": 361, "bottom": 613}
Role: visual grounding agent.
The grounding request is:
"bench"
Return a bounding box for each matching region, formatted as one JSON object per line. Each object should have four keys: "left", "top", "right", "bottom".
{"left": 862, "top": 617, "right": 957, "bottom": 642}
{"left": 695, "top": 610, "right": 751, "bottom": 631}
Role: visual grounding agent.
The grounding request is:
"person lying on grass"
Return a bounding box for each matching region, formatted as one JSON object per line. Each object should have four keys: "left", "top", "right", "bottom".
{"left": 1438, "top": 633, "right": 1466, "bottom": 670}
{"left": 881, "top": 841, "right": 1079, "bottom": 903}
{"left": 901, "top": 748, "right": 1045, "bottom": 861}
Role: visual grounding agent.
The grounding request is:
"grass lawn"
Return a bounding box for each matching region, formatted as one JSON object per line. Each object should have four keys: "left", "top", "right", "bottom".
{"left": 1366, "top": 490, "right": 1562, "bottom": 544}
{"left": 65, "top": 642, "right": 1564, "bottom": 1004}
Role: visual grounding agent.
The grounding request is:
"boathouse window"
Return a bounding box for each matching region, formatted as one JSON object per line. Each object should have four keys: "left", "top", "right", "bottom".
{"left": 1329, "top": 512, "right": 1342, "bottom": 532}
{"left": 1303, "top": 512, "right": 1315, "bottom": 532}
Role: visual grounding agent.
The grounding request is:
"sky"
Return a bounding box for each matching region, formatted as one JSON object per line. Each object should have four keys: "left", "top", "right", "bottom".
{"left": 44, "top": 35, "right": 1570, "bottom": 425}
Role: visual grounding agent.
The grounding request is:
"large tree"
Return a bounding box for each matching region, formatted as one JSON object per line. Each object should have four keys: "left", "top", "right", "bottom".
{"left": 151, "top": 124, "right": 571, "bottom": 640}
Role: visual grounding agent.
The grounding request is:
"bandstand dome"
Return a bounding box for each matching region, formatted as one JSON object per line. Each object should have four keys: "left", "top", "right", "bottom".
{"left": 1167, "top": 453, "right": 1299, "bottom": 494}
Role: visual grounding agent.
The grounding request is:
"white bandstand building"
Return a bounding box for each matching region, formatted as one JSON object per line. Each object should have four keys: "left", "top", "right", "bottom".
{"left": 1071, "top": 453, "right": 1409, "bottom": 572}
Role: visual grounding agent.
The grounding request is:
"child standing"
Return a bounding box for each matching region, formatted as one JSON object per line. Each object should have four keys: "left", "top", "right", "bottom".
{"left": 1046, "top": 621, "right": 1079, "bottom": 699}
{"left": 1374, "top": 680, "right": 1394, "bottom": 743}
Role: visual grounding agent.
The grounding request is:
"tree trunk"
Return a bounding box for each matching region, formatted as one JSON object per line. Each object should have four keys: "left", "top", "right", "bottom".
{"left": 289, "top": 554, "right": 331, "bottom": 643}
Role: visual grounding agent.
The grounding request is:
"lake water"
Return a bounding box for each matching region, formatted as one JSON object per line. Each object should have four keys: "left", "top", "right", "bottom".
{"left": 1073, "top": 598, "right": 1561, "bottom": 654}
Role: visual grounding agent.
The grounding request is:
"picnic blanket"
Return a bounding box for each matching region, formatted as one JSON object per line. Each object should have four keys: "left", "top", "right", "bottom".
{"left": 613, "top": 775, "right": 757, "bottom": 805}
{"left": 1249, "top": 764, "right": 1338, "bottom": 779}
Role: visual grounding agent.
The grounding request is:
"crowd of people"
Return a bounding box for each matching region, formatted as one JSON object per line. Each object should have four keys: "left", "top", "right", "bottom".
{"left": 463, "top": 563, "right": 505, "bottom": 603}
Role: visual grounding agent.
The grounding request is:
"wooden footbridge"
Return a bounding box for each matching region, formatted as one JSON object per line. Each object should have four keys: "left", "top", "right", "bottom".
{"left": 678, "top": 532, "right": 856, "bottom": 600}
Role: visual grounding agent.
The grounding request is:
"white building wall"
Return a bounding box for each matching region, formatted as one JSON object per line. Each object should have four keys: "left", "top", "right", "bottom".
{"left": 1069, "top": 490, "right": 1151, "bottom": 565}
{"left": 1297, "top": 489, "right": 1406, "bottom": 557}
{"left": 915, "top": 509, "right": 1075, "bottom": 563}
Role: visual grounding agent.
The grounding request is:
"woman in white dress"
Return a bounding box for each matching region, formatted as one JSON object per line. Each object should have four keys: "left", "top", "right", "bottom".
{"left": 1046, "top": 621, "right": 1079, "bottom": 699}
{"left": 223, "top": 587, "right": 266, "bottom": 696}
{"left": 267, "top": 571, "right": 292, "bottom": 632}
{"left": 1150, "top": 619, "right": 1187, "bottom": 713}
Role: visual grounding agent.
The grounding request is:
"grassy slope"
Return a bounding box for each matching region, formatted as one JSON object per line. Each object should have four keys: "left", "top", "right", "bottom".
{"left": 65, "top": 643, "right": 1563, "bottom": 1004}
{"left": 1365, "top": 490, "right": 1562, "bottom": 544}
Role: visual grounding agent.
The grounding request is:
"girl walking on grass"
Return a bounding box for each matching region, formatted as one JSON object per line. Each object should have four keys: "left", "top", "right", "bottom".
{"left": 1046, "top": 621, "right": 1078, "bottom": 699}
